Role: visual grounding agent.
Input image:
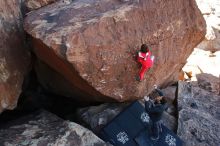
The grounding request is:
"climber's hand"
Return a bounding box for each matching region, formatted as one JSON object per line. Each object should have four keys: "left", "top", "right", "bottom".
{"left": 138, "top": 52, "right": 142, "bottom": 57}
{"left": 144, "top": 96, "right": 149, "bottom": 101}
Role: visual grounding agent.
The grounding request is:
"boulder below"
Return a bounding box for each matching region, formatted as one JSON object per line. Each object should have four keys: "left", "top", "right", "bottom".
{"left": 177, "top": 81, "right": 220, "bottom": 146}
{"left": 0, "top": 110, "right": 111, "bottom": 146}
{"left": 24, "top": 0, "right": 205, "bottom": 102}
{"left": 77, "top": 102, "right": 129, "bottom": 133}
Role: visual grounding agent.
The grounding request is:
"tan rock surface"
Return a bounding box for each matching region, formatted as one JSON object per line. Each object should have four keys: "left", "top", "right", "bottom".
{"left": 25, "top": 0, "right": 58, "bottom": 11}
{"left": 24, "top": 0, "right": 205, "bottom": 102}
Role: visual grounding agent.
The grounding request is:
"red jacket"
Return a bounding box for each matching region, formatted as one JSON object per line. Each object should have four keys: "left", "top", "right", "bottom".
{"left": 137, "top": 51, "right": 153, "bottom": 68}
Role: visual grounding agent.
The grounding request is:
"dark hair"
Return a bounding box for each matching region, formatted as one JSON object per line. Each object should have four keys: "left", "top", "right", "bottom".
{"left": 140, "top": 44, "right": 149, "bottom": 53}
{"left": 160, "top": 97, "right": 167, "bottom": 104}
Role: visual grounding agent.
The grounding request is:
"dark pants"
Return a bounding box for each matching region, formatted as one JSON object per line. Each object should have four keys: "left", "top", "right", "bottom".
{"left": 151, "top": 120, "right": 162, "bottom": 139}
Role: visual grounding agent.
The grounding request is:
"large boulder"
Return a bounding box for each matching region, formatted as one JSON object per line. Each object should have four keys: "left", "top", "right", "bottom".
{"left": 0, "top": 110, "right": 111, "bottom": 146}
{"left": 177, "top": 81, "right": 220, "bottom": 146}
{"left": 24, "top": 0, "right": 206, "bottom": 102}
{"left": 0, "top": 0, "right": 30, "bottom": 113}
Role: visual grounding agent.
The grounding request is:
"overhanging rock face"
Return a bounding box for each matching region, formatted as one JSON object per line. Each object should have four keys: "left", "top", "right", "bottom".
{"left": 24, "top": 0, "right": 206, "bottom": 102}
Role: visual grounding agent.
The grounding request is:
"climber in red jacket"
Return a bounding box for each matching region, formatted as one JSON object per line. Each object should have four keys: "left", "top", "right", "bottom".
{"left": 136, "top": 44, "right": 154, "bottom": 81}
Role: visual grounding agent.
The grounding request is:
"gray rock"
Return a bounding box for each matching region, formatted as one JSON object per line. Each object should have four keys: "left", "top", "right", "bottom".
{"left": 162, "top": 111, "right": 177, "bottom": 132}
{"left": 77, "top": 102, "right": 130, "bottom": 133}
{"left": 196, "top": 73, "right": 220, "bottom": 95}
{"left": 161, "top": 86, "right": 177, "bottom": 104}
{"left": 0, "top": 110, "right": 110, "bottom": 146}
{"left": 177, "top": 81, "right": 220, "bottom": 146}
{"left": 166, "top": 104, "right": 177, "bottom": 116}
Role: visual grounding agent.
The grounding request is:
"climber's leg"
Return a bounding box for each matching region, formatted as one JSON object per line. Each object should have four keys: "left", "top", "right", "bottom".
{"left": 139, "top": 66, "right": 148, "bottom": 81}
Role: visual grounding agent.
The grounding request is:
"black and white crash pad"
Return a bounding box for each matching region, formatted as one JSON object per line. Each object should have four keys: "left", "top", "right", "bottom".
{"left": 100, "top": 101, "right": 183, "bottom": 146}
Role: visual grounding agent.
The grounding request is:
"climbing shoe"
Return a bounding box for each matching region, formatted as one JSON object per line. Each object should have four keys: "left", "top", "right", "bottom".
{"left": 135, "top": 76, "right": 141, "bottom": 81}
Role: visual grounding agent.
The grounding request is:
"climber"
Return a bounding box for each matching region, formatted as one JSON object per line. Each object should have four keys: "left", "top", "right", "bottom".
{"left": 143, "top": 85, "right": 168, "bottom": 140}
{"left": 136, "top": 44, "right": 154, "bottom": 81}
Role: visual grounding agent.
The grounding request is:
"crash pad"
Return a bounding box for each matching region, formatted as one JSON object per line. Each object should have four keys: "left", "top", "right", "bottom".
{"left": 100, "top": 101, "right": 183, "bottom": 146}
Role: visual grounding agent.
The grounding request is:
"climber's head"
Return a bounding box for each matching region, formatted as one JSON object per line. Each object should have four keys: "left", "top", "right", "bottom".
{"left": 140, "top": 44, "right": 149, "bottom": 53}
{"left": 155, "top": 96, "right": 167, "bottom": 104}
